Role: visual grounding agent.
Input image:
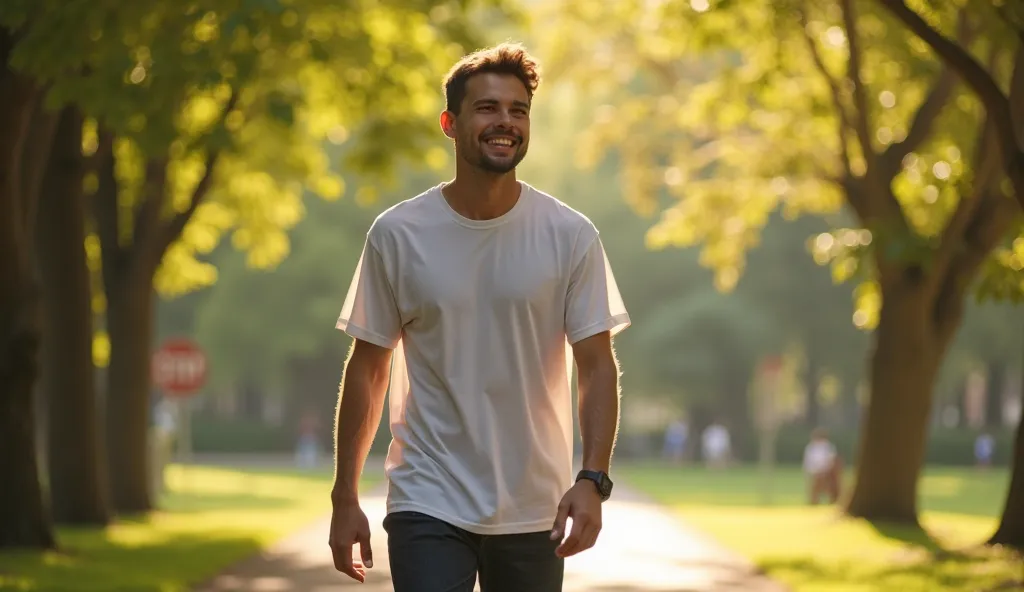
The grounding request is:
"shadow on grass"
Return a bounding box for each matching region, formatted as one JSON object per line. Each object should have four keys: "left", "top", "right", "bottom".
{"left": 757, "top": 521, "right": 1024, "bottom": 592}
{"left": 868, "top": 520, "right": 959, "bottom": 557}
{"left": 0, "top": 532, "right": 263, "bottom": 592}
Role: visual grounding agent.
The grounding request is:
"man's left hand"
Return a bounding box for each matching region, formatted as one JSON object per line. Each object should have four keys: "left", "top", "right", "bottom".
{"left": 550, "top": 479, "right": 603, "bottom": 558}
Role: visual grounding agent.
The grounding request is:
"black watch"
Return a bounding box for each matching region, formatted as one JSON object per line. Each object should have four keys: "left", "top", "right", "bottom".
{"left": 575, "top": 469, "right": 613, "bottom": 502}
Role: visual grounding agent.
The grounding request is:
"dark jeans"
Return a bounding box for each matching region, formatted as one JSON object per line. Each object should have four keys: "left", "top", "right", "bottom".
{"left": 383, "top": 510, "right": 564, "bottom": 592}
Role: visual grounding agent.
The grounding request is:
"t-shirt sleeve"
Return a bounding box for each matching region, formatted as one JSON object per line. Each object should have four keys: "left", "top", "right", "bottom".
{"left": 565, "top": 229, "right": 631, "bottom": 345}
{"left": 336, "top": 236, "right": 402, "bottom": 349}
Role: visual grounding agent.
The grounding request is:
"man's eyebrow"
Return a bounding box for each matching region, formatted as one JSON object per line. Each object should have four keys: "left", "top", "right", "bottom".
{"left": 470, "top": 98, "right": 531, "bottom": 110}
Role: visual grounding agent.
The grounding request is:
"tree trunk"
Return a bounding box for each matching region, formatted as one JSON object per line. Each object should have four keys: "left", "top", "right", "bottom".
{"left": 37, "top": 107, "right": 110, "bottom": 525}
{"left": 805, "top": 354, "right": 821, "bottom": 429}
{"left": 0, "top": 29, "right": 56, "bottom": 550}
{"left": 0, "top": 297, "right": 54, "bottom": 550}
{"left": 988, "top": 336, "right": 1024, "bottom": 549}
{"left": 844, "top": 281, "right": 947, "bottom": 525}
{"left": 985, "top": 362, "right": 1007, "bottom": 428}
{"left": 105, "top": 269, "right": 157, "bottom": 514}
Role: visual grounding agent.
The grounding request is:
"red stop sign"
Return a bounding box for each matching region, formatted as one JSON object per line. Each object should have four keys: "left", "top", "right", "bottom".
{"left": 152, "top": 338, "right": 207, "bottom": 397}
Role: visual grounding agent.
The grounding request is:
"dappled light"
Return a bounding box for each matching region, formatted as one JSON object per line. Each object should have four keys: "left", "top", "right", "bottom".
{"left": 3, "top": 0, "right": 1024, "bottom": 591}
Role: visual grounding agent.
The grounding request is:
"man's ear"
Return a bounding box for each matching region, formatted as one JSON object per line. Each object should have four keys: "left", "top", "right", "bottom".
{"left": 439, "top": 110, "right": 457, "bottom": 140}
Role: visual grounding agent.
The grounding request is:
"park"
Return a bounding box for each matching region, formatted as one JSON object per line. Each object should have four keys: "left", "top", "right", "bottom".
{"left": 2, "top": 1, "right": 1023, "bottom": 590}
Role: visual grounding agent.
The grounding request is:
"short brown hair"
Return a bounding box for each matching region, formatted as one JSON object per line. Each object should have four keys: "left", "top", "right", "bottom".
{"left": 442, "top": 42, "right": 541, "bottom": 114}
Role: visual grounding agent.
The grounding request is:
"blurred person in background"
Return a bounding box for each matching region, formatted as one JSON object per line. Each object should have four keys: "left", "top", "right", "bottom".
{"left": 974, "top": 431, "right": 995, "bottom": 470}
{"left": 803, "top": 428, "right": 841, "bottom": 505}
{"left": 327, "top": 42, "right": 630, "bottom": 592}
{"left": 701, "top": 421, "right": 731, "bottom": 469}
{"left": 662, "top": 418, "right": 689, "bottom": 464}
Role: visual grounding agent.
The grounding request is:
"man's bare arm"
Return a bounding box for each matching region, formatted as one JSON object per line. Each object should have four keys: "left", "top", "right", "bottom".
{"left": 572, "top": 331, "right": 620, "bottom": 473}
{"left": 332, "top": 338, "right": 393, "bottom": 504}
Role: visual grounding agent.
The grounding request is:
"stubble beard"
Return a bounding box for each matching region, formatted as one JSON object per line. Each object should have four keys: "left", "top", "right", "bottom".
{"left": 459, "top": 136, "right": 528, "bottom": 174}
{"left": 478, "top": 148, "right": 526, "bottom": 174}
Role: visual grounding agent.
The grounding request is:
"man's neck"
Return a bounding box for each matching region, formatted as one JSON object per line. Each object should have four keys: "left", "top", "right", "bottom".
{"left": 442, "top": 167, "right": 521, "bottom": 221}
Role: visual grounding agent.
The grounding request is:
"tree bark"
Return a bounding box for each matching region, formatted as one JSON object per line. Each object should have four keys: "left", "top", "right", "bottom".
{"left": 37, "top": 106, "right": 111, "bottom": 525}
{"left": 105, "top": 269, "right": 158, "bottom": 513}
{"left": 844, "top": 278, "right": 949, "bottom": 525}
{"left": 0, "top": 28, "right": 56, "bottom": 550}
{"left": 988, "top": 331, "right": 1024, "bottom": 550}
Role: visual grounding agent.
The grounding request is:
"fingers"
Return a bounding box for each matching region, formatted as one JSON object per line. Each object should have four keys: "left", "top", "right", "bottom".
{"left": 550, "top": 499, "right": 571, "bottom": 541}
{"left": 329, "top": 513, "right": 373, "bottom": 583}
{"left": 330, "top": 540, "right": 365, "bottom": 583}
{"left": 555, "top": 511, "right": 601, "bottom": 558}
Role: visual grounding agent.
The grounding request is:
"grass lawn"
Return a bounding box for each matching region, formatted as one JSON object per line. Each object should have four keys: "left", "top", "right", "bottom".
{"left": 620, "top": 463, "right": 1023, "bottom": 591}
{"left": 0, "top": 463, "right": 376, "bottom": 592}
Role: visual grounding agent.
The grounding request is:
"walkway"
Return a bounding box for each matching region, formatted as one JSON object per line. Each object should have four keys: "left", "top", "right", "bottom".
{"left": 194, "top": 483, "right": 785, "bottom": 592}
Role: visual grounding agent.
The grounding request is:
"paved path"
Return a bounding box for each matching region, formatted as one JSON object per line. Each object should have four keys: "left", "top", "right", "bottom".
{"left": 194, "top": 484, "right": 785, "bottom": 592}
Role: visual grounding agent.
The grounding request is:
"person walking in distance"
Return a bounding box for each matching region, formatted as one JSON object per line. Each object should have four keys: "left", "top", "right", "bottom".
{"left": 327, "top": 43, "right": 631, "bottom": 591}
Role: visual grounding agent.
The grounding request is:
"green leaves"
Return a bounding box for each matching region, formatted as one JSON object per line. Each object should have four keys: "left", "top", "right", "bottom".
{"left": 7, "top": 0, "right": 504, "bottom": 299}
{"left": 544, "top": 0, "right": 1022, "bottom": 313}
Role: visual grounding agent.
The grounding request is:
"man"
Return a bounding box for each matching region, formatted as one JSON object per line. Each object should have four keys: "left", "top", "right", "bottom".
{"left": 328, "top": 43, "right": 630, "bottom": 592}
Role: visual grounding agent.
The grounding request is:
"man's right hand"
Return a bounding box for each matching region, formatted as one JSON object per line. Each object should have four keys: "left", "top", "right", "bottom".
{"left": 329, "top": 499, "right": 373, "bottom": 582}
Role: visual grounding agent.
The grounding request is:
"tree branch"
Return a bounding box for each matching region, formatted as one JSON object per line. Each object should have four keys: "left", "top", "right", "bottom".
{"left": 155, "top": 151, "right": 220, "bottom": 257}
{"left": 93, "top": 129, "right": 122, "bottom": 288}
{"left": 153, "top": 88, "right": 239, "bottom": 260}
{"left": 840, "top": 0, "right": 876, "bottom": 172}
{"left": 929, "top": 114, "right": 1000, "bottom": 293}
{"left": 877, "top": 0, "right": 1023, "bottom": 211}
{"left": 132, "top": 156, "right": 169, "bottom": 255}
{"left": 798, "top": 5, "right": 854, "bottom": 180}
{"left": 841, "top": 175, "right": 872, "bottom": 224}
{"left": 933, "top": 190, "right": 1017, "bottom": 343}
{"left": 879, "top": 65, "right": 957, "bottom": 179}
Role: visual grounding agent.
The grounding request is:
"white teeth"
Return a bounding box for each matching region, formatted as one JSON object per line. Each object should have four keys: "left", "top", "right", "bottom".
{"left": 487, "top": 138, "right": 514, "bottom": 147}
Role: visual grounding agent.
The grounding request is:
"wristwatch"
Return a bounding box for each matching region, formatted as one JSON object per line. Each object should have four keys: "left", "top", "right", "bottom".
{"left": 575, "top": 469, "right": 613, "bottom": 501}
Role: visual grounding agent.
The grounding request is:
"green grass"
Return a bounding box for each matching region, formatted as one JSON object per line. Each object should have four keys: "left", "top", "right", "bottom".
{"left": 620, "top": 463, "right": 1023, "bottom": 592}
{"left": 0, "top": 464, "right": 376, "bottom": 592}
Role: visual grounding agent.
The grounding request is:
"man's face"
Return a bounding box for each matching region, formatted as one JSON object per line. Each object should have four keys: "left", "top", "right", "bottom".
{"left": 444, "top": 72, "right": 531, "bottom": 174}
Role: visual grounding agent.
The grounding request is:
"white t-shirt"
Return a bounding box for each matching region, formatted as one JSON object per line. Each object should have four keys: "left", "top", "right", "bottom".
{"left": 336, "top": 181, "right": 630, "bottom": 535}
{"left": 803, "top": 440, "right": 836, "bottom": 475}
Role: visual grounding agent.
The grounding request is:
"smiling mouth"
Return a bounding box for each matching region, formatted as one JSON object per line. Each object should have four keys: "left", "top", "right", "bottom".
{"left": 484, "top": 136, "right": 517, "bottom": 148}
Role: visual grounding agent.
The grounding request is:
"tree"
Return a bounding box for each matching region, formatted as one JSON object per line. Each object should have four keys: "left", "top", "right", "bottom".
{"left": 36, "top": 106, "right": 110, "bottom": 525}
{"left": 874, "top": 0, "right": 1024, "bottom": 550}
{"left": 545, "top": 0, "right": 1021, "bottom": 523}
{"left": 0, "top": 25, "right": 58, "bottom": 549}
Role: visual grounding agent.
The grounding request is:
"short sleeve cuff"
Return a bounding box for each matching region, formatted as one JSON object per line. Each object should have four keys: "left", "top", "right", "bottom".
{"left": 336, "top": 318, "right": 400, "bottom": 349}
{"left": 567, "top": 313, "right": 631, "bottom": 345}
